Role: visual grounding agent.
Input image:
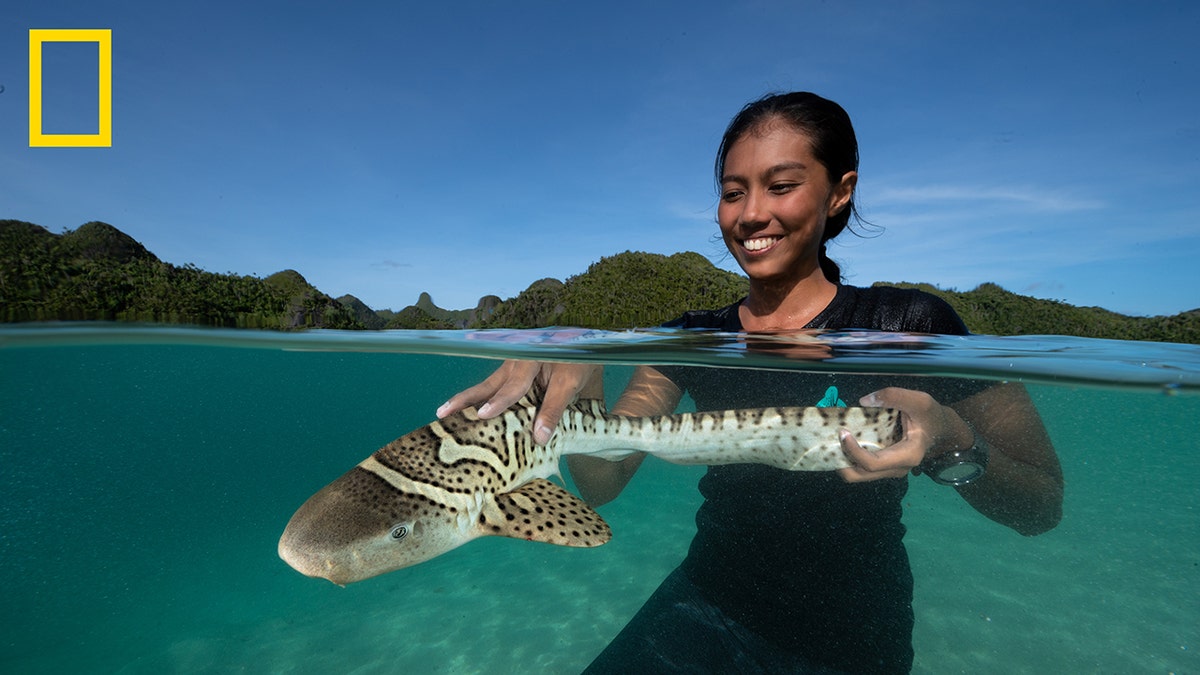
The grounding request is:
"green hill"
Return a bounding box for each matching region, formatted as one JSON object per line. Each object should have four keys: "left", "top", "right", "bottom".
{"left": 2, "top": 220, "right": 1197, "bottom": 343}
{"left": 0, "top": 220, "right": 359, "bottom": 328}
{"left": 383, "top": 293, "right": 503, "bottom": 329}
{"left": 336, "top": 294, "right": 387, "bottom": 329}
{"left": 882, "top": 281, "right": 1199, "bottom": 344}
{"left": 483, "top": 278, "right": 568, "bottom": 328}
{"left": 383, "top": 305, "right": 457, "bottom": 330}
{"left": 483, "top": 251, "right": 750, "bottom": 329}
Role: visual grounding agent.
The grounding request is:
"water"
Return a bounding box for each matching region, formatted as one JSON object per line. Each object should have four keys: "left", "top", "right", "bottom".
{"left": 1, "top": 325, "right": 1198, "bottom": 674}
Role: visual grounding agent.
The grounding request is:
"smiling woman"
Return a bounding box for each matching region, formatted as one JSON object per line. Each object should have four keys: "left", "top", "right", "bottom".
{"left": 715, "top": 108, "right": 856, "bottom": 331}
{"left": 715, "top": 91, "right": 861, "bottom": 308}
{"left": 438, "top": 92, "right": 1065, "bottom": 674}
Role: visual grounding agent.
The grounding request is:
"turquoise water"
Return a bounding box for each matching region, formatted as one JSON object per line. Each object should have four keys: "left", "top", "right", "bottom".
{"left": 2, "top": 325, "right": 1198, "bottom": 673}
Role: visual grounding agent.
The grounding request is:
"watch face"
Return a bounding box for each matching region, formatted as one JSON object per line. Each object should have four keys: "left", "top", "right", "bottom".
{"left": 934, "top": 462, "right": 984, "bottom": 486}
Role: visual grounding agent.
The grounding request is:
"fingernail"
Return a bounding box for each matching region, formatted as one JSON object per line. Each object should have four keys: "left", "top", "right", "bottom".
{"left": 436, "top": 402, "right": 451, "bottom": 418}
{"left": 478, "top": 402, "right": 495, "bottom": 417}
{"left": 534, "top": 423, "right": 553, "bottom": 445}
{"left": 860, "top": 393, "right": 879, "bottom": 407}
{"left": 839, "top": 428, "right": 851, "bottom": 442}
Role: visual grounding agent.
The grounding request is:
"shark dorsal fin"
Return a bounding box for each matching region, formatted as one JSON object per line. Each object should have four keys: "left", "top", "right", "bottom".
{"left": 518, "top": 380, "right": 608, "bottom": 416}
{"left": 486, "top": 478, "right": 612, "bottom": 547}
{"left": 518, "top": 380, "right": 545, "bottom": 409}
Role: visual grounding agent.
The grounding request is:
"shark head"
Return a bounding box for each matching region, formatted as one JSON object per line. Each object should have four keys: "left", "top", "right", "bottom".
{"left": 278, "top": 465, "right": 470, "bottom": 585}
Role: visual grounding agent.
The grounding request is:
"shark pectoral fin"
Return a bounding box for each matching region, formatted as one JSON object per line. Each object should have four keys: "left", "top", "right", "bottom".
{"left": 491, "top": 478, "right": 613, "bottom": 548}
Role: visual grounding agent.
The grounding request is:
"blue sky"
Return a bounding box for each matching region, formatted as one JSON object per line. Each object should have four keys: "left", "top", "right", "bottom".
{"left": 3, "top": 1, "right": 1198, "bottom": 317}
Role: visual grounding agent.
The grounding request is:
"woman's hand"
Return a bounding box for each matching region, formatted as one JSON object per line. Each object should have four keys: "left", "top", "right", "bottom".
{"left": 436, "top": 360, "right": 602, "bottom": 445}
{"left": 838, "top": 387, "right": 973, "bottom": 483}
{"left": 840, "top": 383, "right": 1063, "bottom": 535}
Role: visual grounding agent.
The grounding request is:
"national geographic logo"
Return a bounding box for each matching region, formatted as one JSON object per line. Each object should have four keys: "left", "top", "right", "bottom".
{"left": 28, "top": 29, "right": 112, "bottom": 148}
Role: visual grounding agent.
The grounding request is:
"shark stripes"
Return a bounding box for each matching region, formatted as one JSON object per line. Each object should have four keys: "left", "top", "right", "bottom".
{"left": 279, "top": 391, "right": 902, "bottom": 584}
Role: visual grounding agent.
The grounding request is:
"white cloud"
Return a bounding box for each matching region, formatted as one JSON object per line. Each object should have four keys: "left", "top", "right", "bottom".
{"left": 873, "top": 184, "right": 1105, "bottom": 213}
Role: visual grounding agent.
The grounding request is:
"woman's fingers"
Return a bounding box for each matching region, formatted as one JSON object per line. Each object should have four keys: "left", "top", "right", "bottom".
{"left": 435, "top": 360, "right": 539, "bottom": 419}
{"left": 479, "top": 361, "right": 544, "bottom": 417}
{"left": 533, "top": 364, "right": 602, "bottom": 444}
{"left": 435, "top": 360, "right": 601, "bottom": 446}
{"left": 839, "top": 387, "right": 973, "bottom": 483}
{"left": 837, "top": 428, "right": 919, "bottom": 482}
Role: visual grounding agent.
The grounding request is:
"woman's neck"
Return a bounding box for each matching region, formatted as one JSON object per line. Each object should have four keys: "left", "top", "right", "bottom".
{"left": 739, "top": 273, "right": 838, "bottom": 332}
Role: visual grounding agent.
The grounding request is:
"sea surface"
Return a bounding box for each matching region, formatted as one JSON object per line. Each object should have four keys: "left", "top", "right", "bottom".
{"left": 2, "top": 324, "right": 1198, "bottom": 674}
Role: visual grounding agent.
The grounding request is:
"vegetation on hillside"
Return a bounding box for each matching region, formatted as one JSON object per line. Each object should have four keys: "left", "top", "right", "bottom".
{"left": 559, "top": 251, "right": 750, "bottom": 328}
{"left": 0, "top": 220, "right": 360, "bottom": 328}
{"left": 482, "top": 278, "right": 568, "bottom": 329}
{"left": 886, "top": 282, "right": 1199, "bottom": 344}
{"left": 481, "top": 251, "right": 750, "bottom": 329}
{"left": 2, "top": 220, "right": 1197, "bottom": 343}
{"left": 336, "top": 294, "right": 387, "bottom": 329}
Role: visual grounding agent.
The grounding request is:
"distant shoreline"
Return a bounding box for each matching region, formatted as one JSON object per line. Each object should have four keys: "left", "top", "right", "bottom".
{"left": 2, "top": 219, "right": 1196, "bottom": 344}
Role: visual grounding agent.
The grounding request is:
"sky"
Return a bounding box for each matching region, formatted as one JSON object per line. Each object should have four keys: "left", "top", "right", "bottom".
{"left": 2, "top": 1, "right": 1198, "bottom": 317}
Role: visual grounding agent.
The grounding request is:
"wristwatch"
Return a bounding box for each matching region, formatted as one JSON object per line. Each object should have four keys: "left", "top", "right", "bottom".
{"left": 912, "top": 428, "right": 989, "bottom": 486}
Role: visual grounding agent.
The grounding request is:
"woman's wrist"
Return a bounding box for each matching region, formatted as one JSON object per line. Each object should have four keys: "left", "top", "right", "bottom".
{"left": 914, "top": 412, "right": 990, "bottom": 486}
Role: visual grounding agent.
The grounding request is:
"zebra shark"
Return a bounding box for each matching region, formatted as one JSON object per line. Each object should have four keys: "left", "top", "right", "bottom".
{"left": 278, "top": 390, "right": 901, "bottom": 585}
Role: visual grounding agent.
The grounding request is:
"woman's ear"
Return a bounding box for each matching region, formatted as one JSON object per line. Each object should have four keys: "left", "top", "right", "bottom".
{"left": 828, "top": 171, "right": 858, "bottom": 217}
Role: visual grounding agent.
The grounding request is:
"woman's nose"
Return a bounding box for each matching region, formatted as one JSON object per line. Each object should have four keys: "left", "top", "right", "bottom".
{"left": 738, "top": 190, "right": 767, "bottom": 227}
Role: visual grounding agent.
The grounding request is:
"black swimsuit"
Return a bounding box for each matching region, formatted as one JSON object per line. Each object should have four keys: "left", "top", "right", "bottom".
{"left": 583, "top": 285, "right": 984, "bottom": 674}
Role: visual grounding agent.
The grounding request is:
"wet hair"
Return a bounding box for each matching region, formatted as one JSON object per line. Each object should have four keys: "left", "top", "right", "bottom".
{"left": 715, "top": 92, "right": 861, "bottom": 282}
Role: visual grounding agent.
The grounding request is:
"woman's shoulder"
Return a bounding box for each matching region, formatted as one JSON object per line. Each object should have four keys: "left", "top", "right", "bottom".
{"left": 661, "top": 298, "right": 744, "bottom": 330}
{"left": 823, "top": 284, "right": 969, "bottom": 335}
{"left": 659, "top": 286, "right": 968, "bottom": 335}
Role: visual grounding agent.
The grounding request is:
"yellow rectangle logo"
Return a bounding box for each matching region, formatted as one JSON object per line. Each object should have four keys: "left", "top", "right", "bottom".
{"left": 29, "top": 28, "right": 113, "bottom": 148}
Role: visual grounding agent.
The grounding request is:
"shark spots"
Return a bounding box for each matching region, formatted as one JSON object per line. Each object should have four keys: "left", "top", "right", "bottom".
{"left": 279, "top": 390, "right": 898, "bottom": 583}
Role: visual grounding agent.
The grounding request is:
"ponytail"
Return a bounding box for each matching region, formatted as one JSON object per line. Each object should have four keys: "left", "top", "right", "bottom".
{"left": 818, "top": 244, "right": 841, "bottom": 283}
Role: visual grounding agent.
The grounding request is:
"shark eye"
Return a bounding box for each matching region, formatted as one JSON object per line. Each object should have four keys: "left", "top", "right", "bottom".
{"left": 389, "top": 523, "right": 411, "bottom": 541}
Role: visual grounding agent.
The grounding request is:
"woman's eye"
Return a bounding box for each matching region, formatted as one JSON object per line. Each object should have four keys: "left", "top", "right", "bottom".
{"left": 721, "top": 189, "right": 744, "bottom": 202}
{"left": 769, "top": 183, "right": 798, "bottom": 194}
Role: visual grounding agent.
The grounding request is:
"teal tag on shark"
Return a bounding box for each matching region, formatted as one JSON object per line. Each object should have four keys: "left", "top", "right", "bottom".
{"left": 816, "top": 385, "right": 846, "bottom": 408}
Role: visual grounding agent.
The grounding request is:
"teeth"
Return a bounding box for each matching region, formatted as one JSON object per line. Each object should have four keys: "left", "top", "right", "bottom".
{"left": 743, "top": 237, "right": 780, "bottom": 251}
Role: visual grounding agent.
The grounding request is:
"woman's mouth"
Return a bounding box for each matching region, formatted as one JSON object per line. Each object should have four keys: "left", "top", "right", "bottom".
{"left": 741, "top": 236, "right": 782, "bottom": 253}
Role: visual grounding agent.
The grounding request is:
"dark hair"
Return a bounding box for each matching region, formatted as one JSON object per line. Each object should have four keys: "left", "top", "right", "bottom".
{"left": 715, "top": 92, "right": 861, "bottom": 282}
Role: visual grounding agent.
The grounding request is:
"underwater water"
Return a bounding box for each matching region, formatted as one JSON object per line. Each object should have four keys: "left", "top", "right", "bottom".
{"left": 1, "top": 325, "right": 1198, "bottom": 674}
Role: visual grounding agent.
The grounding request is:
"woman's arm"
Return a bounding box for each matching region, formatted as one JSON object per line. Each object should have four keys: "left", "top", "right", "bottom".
{"left": 566, "top": 366, "right": 682, "bottom": 506}
{"left": 841, "top": 383, "right": 1063, "bottom": 536}
{"left": 947, "top": 383, "right": 1064, "bottom": 535}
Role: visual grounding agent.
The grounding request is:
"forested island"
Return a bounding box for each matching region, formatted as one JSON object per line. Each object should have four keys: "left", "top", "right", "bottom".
{"left": 2, "top": 220, "right": 1197, "bottom": 343}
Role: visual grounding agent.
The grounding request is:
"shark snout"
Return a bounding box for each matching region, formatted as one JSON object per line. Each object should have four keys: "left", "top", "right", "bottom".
{"left": 277, "top": 529, "right": 344, "bottom": 585}
{"left": 277, "top": 494, "right": 368, "bottom": 585}
{"left": 278, "top": 467, "right": 410, "bottom": 585}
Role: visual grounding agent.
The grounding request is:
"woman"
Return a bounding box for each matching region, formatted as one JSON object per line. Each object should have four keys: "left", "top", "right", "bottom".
{"left": 438, "top": 92, "right": 1063, "bottom": 673}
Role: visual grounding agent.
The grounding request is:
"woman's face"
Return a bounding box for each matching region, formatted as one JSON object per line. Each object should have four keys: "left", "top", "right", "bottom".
{"left": 717, "top": 119, "right": 856, "bottom": 286}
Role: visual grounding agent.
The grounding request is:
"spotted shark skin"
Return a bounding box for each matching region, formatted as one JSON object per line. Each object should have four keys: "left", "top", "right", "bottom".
{"left": 278, "top": 392, "right": 901, "bottom": 585}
